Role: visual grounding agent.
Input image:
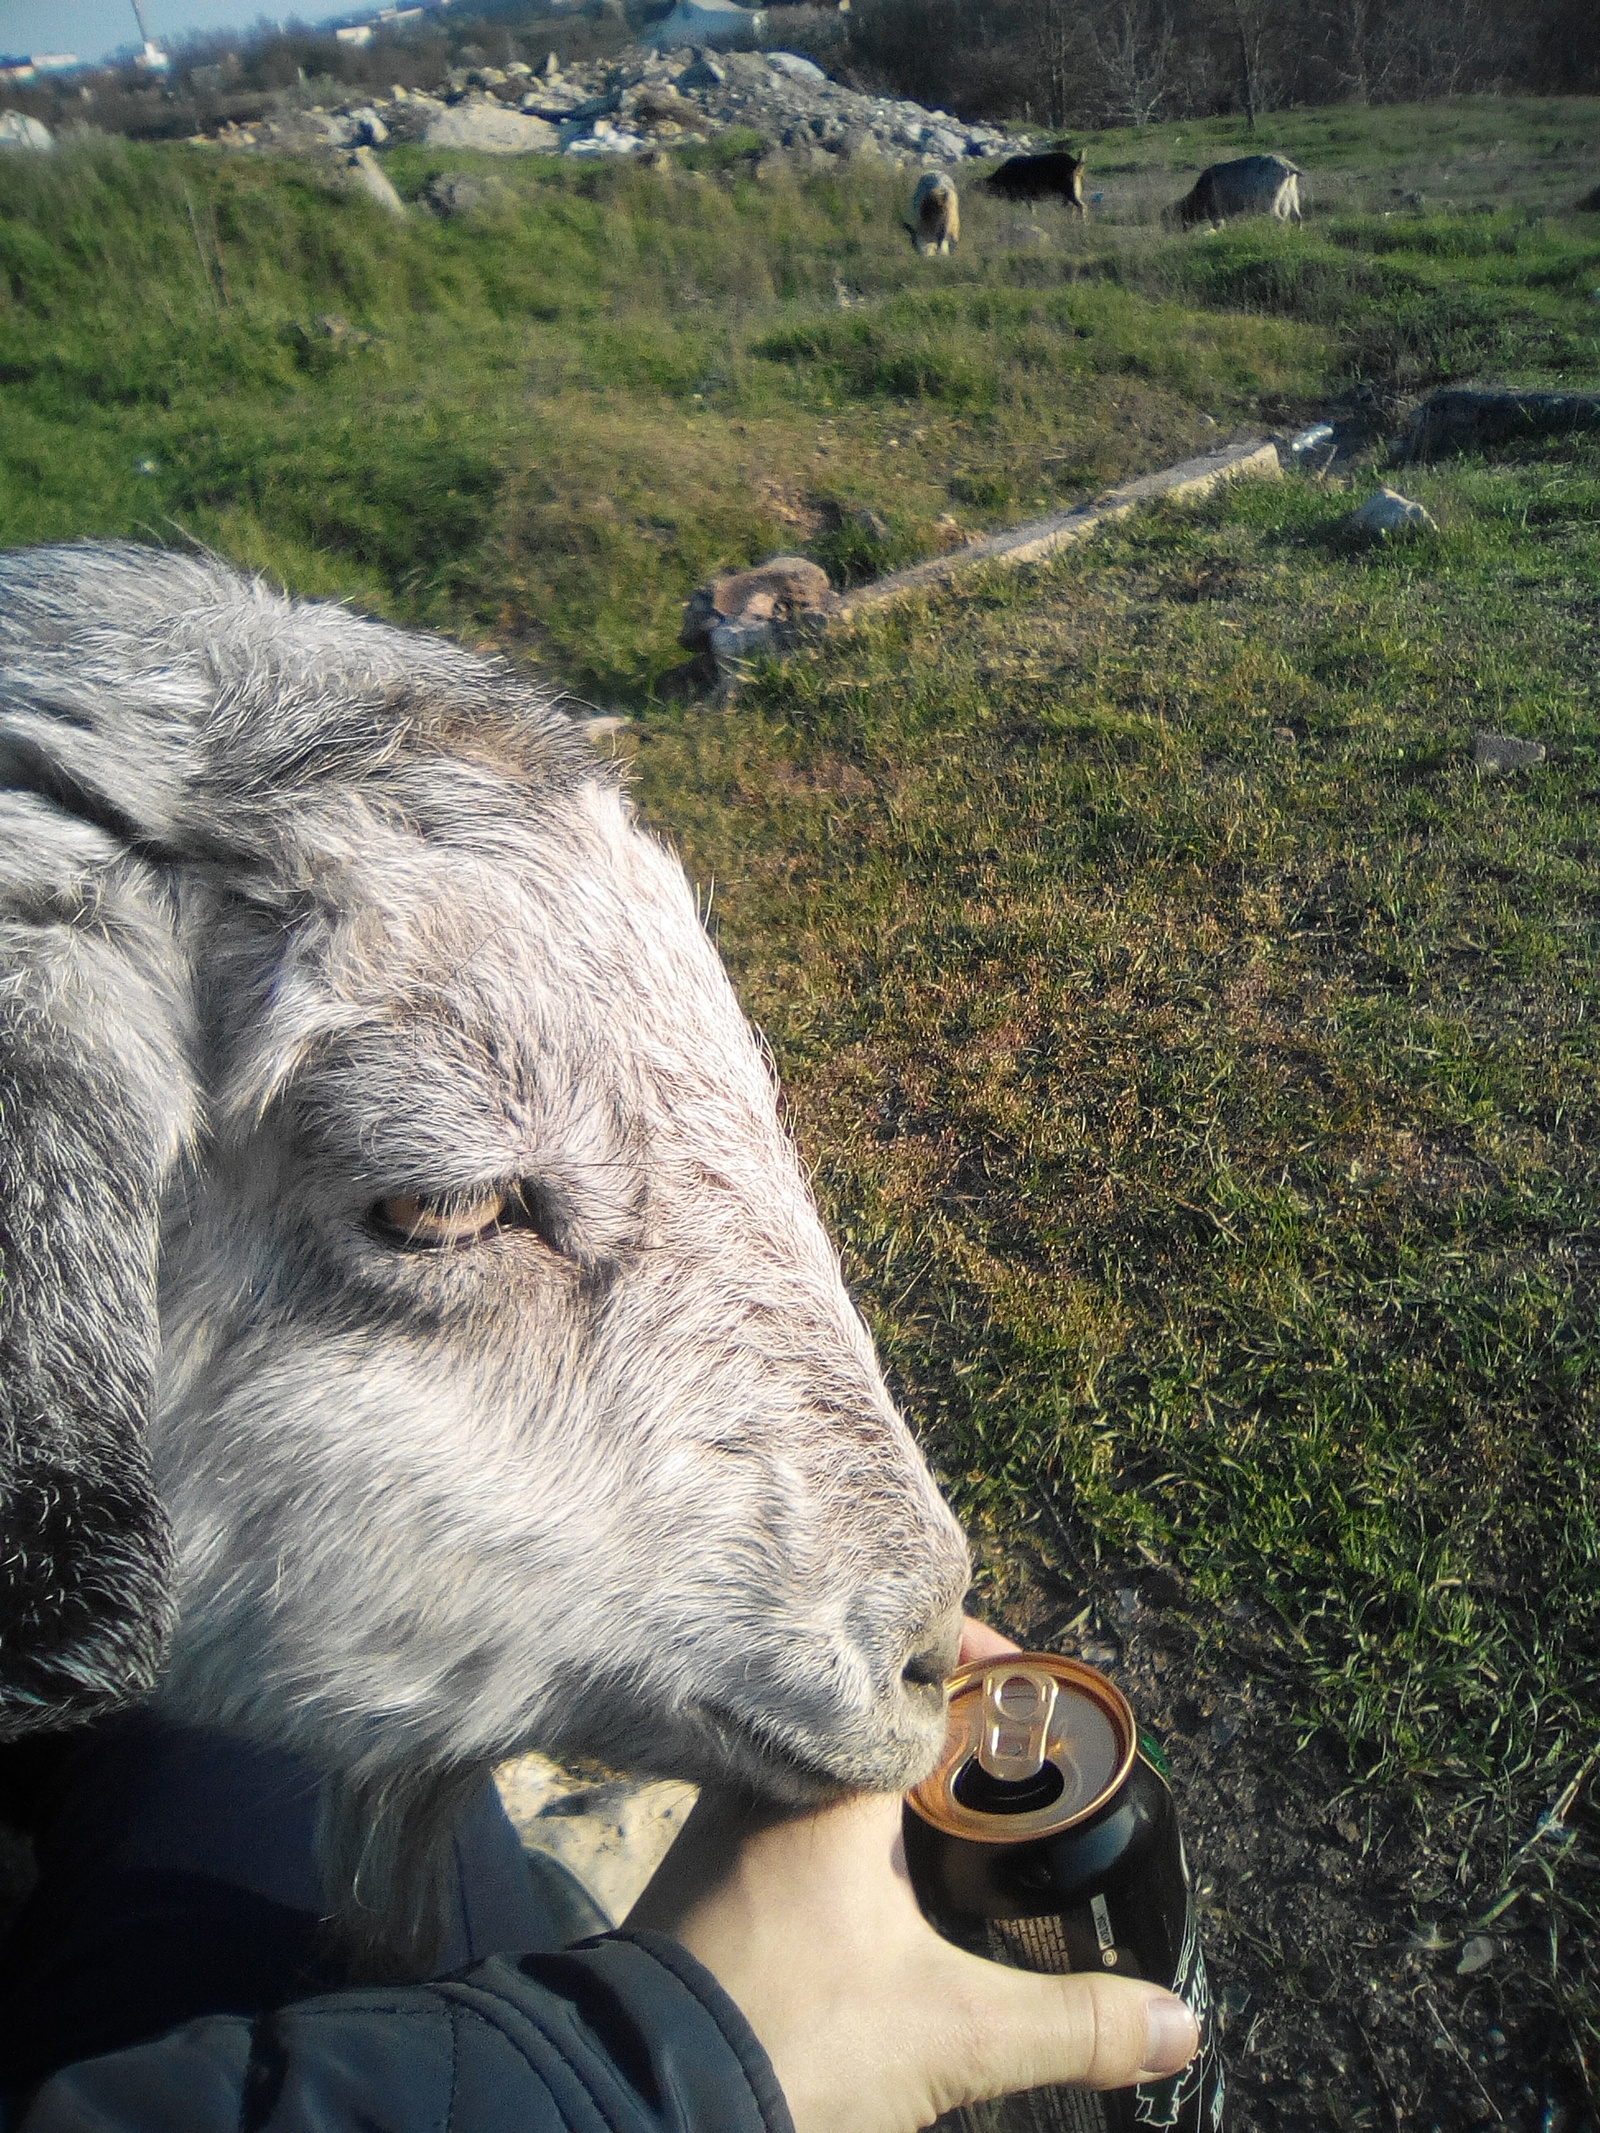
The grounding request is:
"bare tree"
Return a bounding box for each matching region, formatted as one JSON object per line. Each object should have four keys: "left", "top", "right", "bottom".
{"left": 1034, "top": 0, "right": 1075, "bottom": 131}
{"left": 1084, "top": 0, "right": 1175, "bottom": 124}
{"left": 1218, "top": 0, "right": 1279, "bottom": 127}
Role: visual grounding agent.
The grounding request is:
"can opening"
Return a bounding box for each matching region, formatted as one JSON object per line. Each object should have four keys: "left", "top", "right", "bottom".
{"left": 952, "top": 1754, "right": 1068, "bottom": 1817}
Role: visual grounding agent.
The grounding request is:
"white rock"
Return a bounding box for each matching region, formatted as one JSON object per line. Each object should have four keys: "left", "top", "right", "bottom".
{"left": 565, "top": 125, "right": 646, "bottom": 155}
{"left": 496, "top": 1756, "right": 698, "bottom": 1922}
{"left": 1345, "top": 486, "right": 1438, "bottom": 538}
{"left": 923, "top": 125, "right": 965, "bottom": 162}
{"left": 424, "top": 101, "right": 561, "bottom": 154}
{"left": 766, "top": 51, "right": 826, "bottom": 81}
{"left": 1473, "top": 732, "right": 1545, "bottom": 773}
{"left": 0, "top": 110, "right": 53, "bottom": 152}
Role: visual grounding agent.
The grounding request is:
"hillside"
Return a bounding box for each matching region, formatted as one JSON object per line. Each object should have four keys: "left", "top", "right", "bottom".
{"left": 5, "top": 89, "right": 1600, "bottom": 2133}
{"left": 2, "top": 95, "right": 1598, "bottom": 697}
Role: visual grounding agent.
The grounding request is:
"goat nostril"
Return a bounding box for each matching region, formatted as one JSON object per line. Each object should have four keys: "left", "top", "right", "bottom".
{"left": 901, "top": 1621, "right": 962, "bottom": 1693}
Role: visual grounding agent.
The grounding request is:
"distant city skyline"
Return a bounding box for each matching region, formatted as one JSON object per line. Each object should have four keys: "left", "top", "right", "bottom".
{"left": 1, "top": 0, "right": 335, "bottom": 65}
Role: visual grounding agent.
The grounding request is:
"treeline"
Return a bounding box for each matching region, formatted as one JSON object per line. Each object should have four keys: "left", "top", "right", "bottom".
{"left": 835, "top": 0, "right": 1600, "bottom": 128}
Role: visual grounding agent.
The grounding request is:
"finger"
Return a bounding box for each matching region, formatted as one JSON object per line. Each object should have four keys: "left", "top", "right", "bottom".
{"left": 958, "top": 1615, "right": 1022, "bottom": 1664}
{"left": 934, "top": 1960, "right": 1198, "bottom": 2112}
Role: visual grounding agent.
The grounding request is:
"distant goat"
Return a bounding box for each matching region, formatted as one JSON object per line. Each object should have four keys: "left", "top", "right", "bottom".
{"left": 0, "top": 543, "right": 970, "bottom": 1975}
{"left": 986, "top": 149, "right": 1087, "bottom": 218}
{"left": 911, "top": 170, "right": 959, "bottom": 254}
{"left": 1174, "top": 153, "right": 1302, "bottom": 230}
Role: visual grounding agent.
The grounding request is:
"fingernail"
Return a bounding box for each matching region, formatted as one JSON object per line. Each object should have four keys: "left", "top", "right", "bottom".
{"left": 1140, "top": 1994, "right": 1199, "bottom": 2077}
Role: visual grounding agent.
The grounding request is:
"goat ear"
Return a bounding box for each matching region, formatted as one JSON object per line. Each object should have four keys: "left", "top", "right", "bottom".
{"left": 0, "top": 795, "right": 195, "bottom": 1737}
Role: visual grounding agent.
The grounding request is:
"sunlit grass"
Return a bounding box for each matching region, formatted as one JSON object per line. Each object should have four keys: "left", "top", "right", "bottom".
{"left": 626, "top": 442, "right": 1600, "bottom": 2066}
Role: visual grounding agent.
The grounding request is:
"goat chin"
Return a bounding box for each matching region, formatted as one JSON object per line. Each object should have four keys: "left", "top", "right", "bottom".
{"left": 322, "top": 1709, "right": 947, "bottom": 1983}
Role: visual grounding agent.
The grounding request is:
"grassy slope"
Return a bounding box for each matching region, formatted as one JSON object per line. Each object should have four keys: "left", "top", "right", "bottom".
{"left": 627, "top": 440, "right": 1600, "bottom": 2109}
{"left": 3, "top": 95, "right": 1598, "bottom": 697}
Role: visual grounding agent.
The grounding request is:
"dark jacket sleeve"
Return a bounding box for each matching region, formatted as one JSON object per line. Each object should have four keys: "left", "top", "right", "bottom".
{"left": 13, "top": 1932, "right": 795, "bottom": 2133}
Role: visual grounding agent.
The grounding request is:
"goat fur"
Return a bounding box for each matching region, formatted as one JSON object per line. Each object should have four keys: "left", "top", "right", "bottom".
{"left": 0, "top": 543, "right": 971, "bottom": 1974}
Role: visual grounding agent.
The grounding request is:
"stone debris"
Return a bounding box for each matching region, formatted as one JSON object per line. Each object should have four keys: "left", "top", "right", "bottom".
{"left": 1473, "top": 732, "right": 1545, "bottom": 774}
{"left": 185, "top": 42, "right": 1029, "bottom": 169}
{"left": 424, "top": 100, "right": 561, "bottom": 154}
{"left": 0, "top": 109, "right": 54, "bottom": 152}
{"left": 496, "top": 1753, "right": 697, "bottom": 1923}
{"left": 680, "top": 553, "right": 839, "bottom": 686}
{"left": 1345, "top": 486, "right": 1438, "bottom": 538}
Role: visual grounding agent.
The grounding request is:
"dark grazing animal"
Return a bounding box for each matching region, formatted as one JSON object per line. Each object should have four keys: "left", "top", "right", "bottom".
{"left": 1174, "top": 153, "right": 1302, "bottom": 230}
{"left": 986, "top": 150, "right": 1087, "bottom": 218}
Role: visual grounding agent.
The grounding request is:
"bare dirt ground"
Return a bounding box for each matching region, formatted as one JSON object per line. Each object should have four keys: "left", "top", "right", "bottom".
{"left": 974, "top": 1543, "right": 1595, "bottom": 2133}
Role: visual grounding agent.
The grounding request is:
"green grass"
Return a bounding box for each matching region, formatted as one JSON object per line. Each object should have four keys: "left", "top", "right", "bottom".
{"left": 6, "top": 96, "right": 1599, "bottom": 701}
{"left": 0, "top": 131, "right": 1315, "bottom": 695}
{"left": 623, "top": 441, "right": 1600, "bottom": 2088}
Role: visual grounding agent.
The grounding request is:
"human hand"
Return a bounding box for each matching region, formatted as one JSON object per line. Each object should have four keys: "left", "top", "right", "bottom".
{"left": 957, "top": 1614, "right": 1021, "bottom": 1665}
{"left": 626, "top": 1787, "right": 1198, "bottom": 2133}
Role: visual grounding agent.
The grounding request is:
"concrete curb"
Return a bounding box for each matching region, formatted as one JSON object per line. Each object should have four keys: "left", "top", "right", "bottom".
{"left": 838, "top": 435, "right": 1283, "bottom": 619}
{"left": 702, "top": 437, "right": 1283, "bottom": 689}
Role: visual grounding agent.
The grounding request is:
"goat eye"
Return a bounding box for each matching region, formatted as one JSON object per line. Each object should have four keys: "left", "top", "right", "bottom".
{"left": 371, "top": 1189, "right": 514, "bottom": 1249}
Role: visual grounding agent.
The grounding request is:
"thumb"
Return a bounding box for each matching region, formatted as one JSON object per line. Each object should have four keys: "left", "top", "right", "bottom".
{"left": 925, "top": 1951, "right": 1198, "bottom": 2118}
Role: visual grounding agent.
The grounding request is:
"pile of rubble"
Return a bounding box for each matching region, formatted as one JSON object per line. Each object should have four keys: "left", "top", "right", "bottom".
{"left": 193, "top": 43, "right": 1029, "bottom": 169}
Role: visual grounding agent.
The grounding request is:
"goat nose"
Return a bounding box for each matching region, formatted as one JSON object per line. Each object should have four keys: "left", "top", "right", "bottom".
{"left": 900, "top": 1605, "right": 963, "bottom": 1694}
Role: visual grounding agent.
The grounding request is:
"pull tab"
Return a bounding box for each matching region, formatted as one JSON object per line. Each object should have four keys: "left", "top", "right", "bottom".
{"left": 977, "top": 1665, "right": 1059, "bottom": 1781}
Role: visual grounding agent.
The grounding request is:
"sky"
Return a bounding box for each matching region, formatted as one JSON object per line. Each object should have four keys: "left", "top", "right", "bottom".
{"left": 1, "top": 0, "right": 325, "bottom": 64}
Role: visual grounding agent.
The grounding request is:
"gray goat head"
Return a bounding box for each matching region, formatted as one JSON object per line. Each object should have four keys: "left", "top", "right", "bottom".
{"left": 0, "top": 542, "right": 970, "bottom": 1972}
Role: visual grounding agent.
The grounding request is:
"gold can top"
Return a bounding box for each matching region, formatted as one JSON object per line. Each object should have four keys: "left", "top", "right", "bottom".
{"left": 906, "top": 1651, "right": 1137, "bottom": 1844}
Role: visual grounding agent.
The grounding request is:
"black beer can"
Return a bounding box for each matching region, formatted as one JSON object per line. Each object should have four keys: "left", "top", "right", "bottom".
{"left": 904, "top": 1653, "right": 1224, "bottom": 2133}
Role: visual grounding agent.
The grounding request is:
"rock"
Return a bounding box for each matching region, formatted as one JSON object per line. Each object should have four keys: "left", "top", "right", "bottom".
{"left": 496, "top": 1755, "right": 698, "bottom": 1922}
{"left": 680, "top": 555, "right": 838, "bottom": 687}
{"left": 0, "top": 110, "right": 53, "bottom": 153}
{"left": 766, "top": 51, "right": 826, "bottom": 82}
{"left": 1456, "top": 1935, "right": 1497, "bottom": 1976}
{"left": 183, "top": 33, "right": 1033, "bottom": 177}
{"left": 565, "top": 121, "right": 647, "bottom": 156}
{"left": 424, "top": 101, "right": 561, "bottom": 154}
{"left": 347, "top": 103, "right": 388, "bottom": 146}
{"left": 1345, "top": 486, "right": 1438, "bottom": 539}
{"left": 425, "top": 170, "right": 507, "bottom": 217}
{"left": 627, "top": 85, "right": 702, "bottom": 127}
{"left": 1473, "top": 732, "right": 1545, "bottom": 773}
{"left": 346, "top": 145, "right": 406, "bottom": 217}
{"left": 676, "top": 52, "right": 727, "bottom": 89}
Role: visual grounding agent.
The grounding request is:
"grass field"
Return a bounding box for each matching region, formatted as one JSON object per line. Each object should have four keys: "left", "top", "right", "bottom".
{"left": 625, "top": 441, "right": 1600, "bottom": 2127}
{"left": 2, "top": 96, "right": 1598, "bottom": 695}
{"left": 5, "top": 85, "right": 1600, "bottom": 2130}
